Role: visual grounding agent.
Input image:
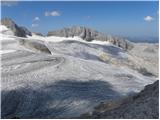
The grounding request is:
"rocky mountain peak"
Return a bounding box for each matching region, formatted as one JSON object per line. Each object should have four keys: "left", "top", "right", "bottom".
{"left": 47, "top": 26, "right": 133, "bottom": 50}
{"left": 1, "top": 17, "right": 32, "bottom": 37}
{"left": 1, "top": 17, "right": 16, "bottom": 28}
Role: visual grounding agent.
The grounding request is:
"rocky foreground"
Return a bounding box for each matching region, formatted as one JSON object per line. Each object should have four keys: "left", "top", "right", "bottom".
{"left": 80, "top": 80, "right": 159, "bottom": 119}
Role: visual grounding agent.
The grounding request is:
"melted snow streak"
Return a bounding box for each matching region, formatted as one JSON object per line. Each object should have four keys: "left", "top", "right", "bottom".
{"left": 1, "top": 33, "right": 157, "bottom": 118}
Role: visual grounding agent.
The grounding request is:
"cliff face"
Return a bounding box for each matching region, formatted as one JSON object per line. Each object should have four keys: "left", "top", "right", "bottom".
{"left": 80, "top": 80, "right": 159, "bottom": 119}
{"left": 1, "top": 18, "right": 31, "bottom": 37}
{"left": 47, "top": 26, "right": 133, "bottom": 50}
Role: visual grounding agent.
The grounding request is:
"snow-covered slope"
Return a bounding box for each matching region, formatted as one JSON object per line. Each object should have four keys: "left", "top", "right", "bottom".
{"left": 0, "top": 25, "right": 17, "bottom": 54}
{"left": 1, "top": 25, "right": 158, "bottom": 118}
{"left": 0, "top": 25, "right": 14, "bottom": 36}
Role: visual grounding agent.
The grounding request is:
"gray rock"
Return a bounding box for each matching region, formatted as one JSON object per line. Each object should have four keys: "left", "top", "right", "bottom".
{"left": 18, "top": 38, "right": 52, "bottom": 54}
{"left": 80, "top": 80, "right": 159, "bottom": 119}
{"left": 1, "top": 17, "right": 31, "bottom": 37}
{"left": 47, "top": 26, "right": 133, "bottom": 50}
{"left": 19, "top": 26, "right": 32, "bottom": 36}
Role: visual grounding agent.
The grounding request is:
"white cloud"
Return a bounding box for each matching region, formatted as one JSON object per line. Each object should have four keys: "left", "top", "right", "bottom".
{"left": 144, "top": 16, "right": 154, "bottom": 22}
{"left": 44, "top": 11, "right": 61, "bottom": 17}
{"left": 31, "top": 23, "right": 39, "bottom": 27}
{"left": 33, "top": 17, "right": 40, "bottom": 21}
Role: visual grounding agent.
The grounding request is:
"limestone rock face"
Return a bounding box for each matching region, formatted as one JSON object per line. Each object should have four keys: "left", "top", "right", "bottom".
{"left": 47, "top": 26, "right": 133, "bottom": 50}
{"left": 19, "top": 26, "right": 32, "bottom": 36}
{"left": 80, "top": 80, "right": 159, "bottom": 119}
{"left": 1, "top": 18, "right": 31, "bottom": 37}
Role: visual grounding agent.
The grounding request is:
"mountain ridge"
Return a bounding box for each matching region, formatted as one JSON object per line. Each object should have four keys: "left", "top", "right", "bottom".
{"left": 47, "top": 26, "right": 133, "bottom": 50}
{"left": 1, "top": 17, "right": 133, "bottom": 50}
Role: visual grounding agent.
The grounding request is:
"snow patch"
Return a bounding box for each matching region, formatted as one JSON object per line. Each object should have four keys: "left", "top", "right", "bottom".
{"left": 27, "top": 35, "right": 113, "bottom": 47}
{"left": 0, "top": 25, "right": 8, "bottom": 32}
{"left": 0, "top": 50, "right": 16, "bottom": 54}
{"left": 0, "top": 25, "right": 14, "bottom": 36}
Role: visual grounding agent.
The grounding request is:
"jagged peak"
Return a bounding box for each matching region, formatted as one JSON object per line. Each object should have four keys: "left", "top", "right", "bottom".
{"left": 1, "top": 17, "right": 32, "bottom": 37}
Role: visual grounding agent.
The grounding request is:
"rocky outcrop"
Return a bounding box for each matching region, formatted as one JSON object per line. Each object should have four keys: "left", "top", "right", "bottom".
{"left": 18, "top": 38, "right": 52, "bottom": 54}
{"left": 80, "top": 80, "right": 159, "bottom": 119}
{"left": 1, "top": 18, "right": 31, "bottom": 37}
{"left": 47, "top": 26, "right": 133, "bottom": 50}
{"left": 19, "top": 26, "right": 32, "bottom": 36}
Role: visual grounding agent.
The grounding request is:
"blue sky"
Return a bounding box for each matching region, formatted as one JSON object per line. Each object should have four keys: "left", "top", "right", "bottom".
{"left": 1, "top": 1, "right": 159, "bottom": 38}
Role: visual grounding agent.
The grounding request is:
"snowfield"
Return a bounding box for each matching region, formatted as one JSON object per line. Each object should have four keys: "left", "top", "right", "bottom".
{"left": 1, "top": 26, "right": 158, "bottom": 118}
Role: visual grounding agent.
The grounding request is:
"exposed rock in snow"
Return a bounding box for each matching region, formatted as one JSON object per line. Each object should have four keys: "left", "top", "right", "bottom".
{"left": 17, "top": 37, "right": 52, "bottom": 54}
{"left": 80, "top": 80, "right": 159, "bottom": 119}
{"left": 19, "top": 26, "right": 32, "bottom": 36}
{"left": 47, "top": 26, "right": 133, "bottom": 50}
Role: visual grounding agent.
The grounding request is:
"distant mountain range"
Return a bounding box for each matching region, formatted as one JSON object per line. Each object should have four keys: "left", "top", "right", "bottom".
{"left": 1, "top": 17, "right": 133, "bottom": 50}
{"left": 126, "top": 36, "right": 159, "bottom": 43}
{"left": 1, "top": 17, "right": 158, "bottom": 45}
